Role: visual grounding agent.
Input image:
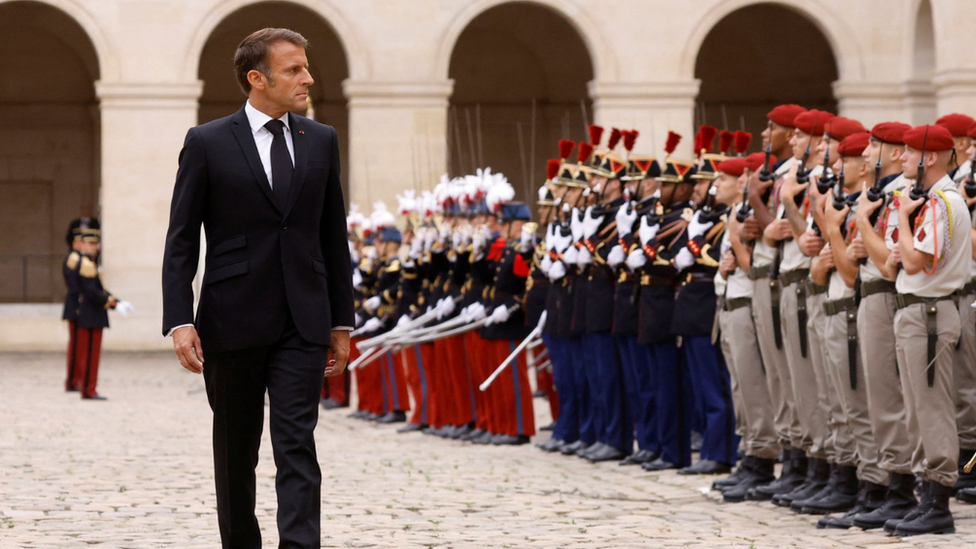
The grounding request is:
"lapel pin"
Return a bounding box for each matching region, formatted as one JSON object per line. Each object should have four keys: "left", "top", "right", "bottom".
{"left": 299, "top": 130, "right": 305, "bottom": 135}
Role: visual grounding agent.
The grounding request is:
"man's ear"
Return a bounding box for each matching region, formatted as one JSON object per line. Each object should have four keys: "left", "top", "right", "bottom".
{"left": 247, "top": 69, "right": 266, "bottom": 91}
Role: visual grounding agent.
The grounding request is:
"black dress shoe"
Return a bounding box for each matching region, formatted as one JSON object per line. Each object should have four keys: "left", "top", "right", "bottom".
{"left": 642, "top": 458, "right": 680, "bottom": 471}
{"left": 376, "top": 411, "right": 407, "bottom": 424}
{"left": 451, "top": 423, "right": 476, "bottom": 440}
{"left": 578, "top": 442, "right": 607, "bottom": 459}
{"left": 690, "top": 431, "right": 703, "bottom": 453}
{"left": 396, "top": 423, "right": 427, "bottom": 434}
{"left": 491, "top": 434, "right": 530, "bottom": 446}
{"left": 365, "top": 412, "right": 381, "bottom": 421}
{"left": 320, "top": 398, "right": 344, "bottom": 410}
{"left": 471, "top": 431, "right": 494, "bottom": 445}
{"left": 558, "top": 440, "right": 585, "bottom": 455}
{"left": 620, "top": 449, "right": 659, "bottom": 466}
{"left": 539, "top": 422, "right": 555, "bottom": 432}
{"left": 956, "top": 449, "right": 976, "bottom": 492}
{"left": 957, "top": 486, "right": 976, "bottom": 503}
{"left": 66, "top": 387, "right": 80, "bottom": 393}
{"left": 587, "top": 445, "right": 627, "bottom": 463}
{"left": 348, "top": 409, "right": 368, "bottom": 419}
{"left": 678, "top": 459, "right": 732, "bottom": 476}
{"left": 536, "top": 438, "right": 565, "bottom": 452}
{"left": 460, "top": 428, "right": 487, "bottom": 442}
{"left": 82, "top": 394, "right": 107, "bottom": 401}
{"left": 532, "top": 390, "right": 546, "bottom": 398}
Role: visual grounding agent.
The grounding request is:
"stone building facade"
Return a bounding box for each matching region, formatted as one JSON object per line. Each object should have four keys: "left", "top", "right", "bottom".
{"left": 0, "top": 0, "right": 971, "bottom": 350}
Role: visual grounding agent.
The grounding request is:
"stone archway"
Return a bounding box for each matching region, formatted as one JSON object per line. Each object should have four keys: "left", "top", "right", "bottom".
{"left": 0, "top": 0, "right": 100, "bottom": 303}
{"left": 447, "top": 2, "right": 594, "bottom": 201}
{"left": 907, "top": 0, "right": 937, "bottom": 124}
{"left": 693, "top": 3, "right": 839, "bottom": 153}
{"left": 197, "top": 1, "right": 350, "bottom": 194}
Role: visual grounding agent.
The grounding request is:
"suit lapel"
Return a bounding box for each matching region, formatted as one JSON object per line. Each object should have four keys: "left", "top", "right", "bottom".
{"left": 230, "top": 107, "right": 280, "bottom": 214}
{"left": 284, "top": 112, "right": 309, "bottom": 219}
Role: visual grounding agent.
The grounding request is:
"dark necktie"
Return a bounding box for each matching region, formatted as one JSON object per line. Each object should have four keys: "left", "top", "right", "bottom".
{"left": 264, "top": 119, "right": 293, "bottom": 209}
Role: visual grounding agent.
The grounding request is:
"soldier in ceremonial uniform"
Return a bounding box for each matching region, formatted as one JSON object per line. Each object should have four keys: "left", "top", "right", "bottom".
{"left": 885, "top": 124, "right": 971, "bottom": 536}
{"left": 63, "top": 218, "right": 84, "bottom": 392}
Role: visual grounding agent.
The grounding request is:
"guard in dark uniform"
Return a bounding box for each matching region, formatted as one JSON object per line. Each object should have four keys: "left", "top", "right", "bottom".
{"left": 62, "top": 218, "right": 84, "bottom": 392}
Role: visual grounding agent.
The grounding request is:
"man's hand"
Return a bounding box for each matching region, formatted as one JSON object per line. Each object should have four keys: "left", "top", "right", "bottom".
{"left": 173, "top": 326, "right": 204, "bottom": 374}
{"left": 799, "top": 230, "right": 825, "bottom": 257}
{"left": 720, "top": 251, "right": 736, "bottom": 278}
{"left": 849, "top": 236, "right": 868, "bottom": 261}
{"left": 818, "top": 243, "right": 835, "bottom": 270}
{"left": 741, "top": 216, "right": 761, "bottom": 241}
{"left": 327, "top": 330, "right": 350, "bottom": 378}
{"left": 765, "top": 219, "right": 792, "bottom": 242}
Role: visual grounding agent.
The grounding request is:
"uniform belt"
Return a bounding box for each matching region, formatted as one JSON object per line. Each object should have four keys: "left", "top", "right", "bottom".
{"left": 807, "top": 282, "right": 828, "bottom": 296}
{"left": 725, "top": 297, "right": 752, "bottom": 312}
{"left": 861, "top": 279, "right": 896, "bottom": 298}
{"left": 748, "top": 265, "right": 771, "bottom": 280}
{"left": 684, "top": 272, "right": 715, "bottom": 285}
{"left": 894, "top": 293, "right": 951, "bottom": 310}
{"left": 618, "top": 270, "right": 638, "bottom": 284}
{"left": 778, "top": 268, "right": 810, "bottom": 287}
{"left": 587, "top": 265, "right": 615, "bottom": 280}
{"left": 641, "top": 274, "right": 676, "bottom": 287}
{"left": 895, "top": 294, "right": 950, "bottom": 388}
{"left": 823, "top": 296, "right": 857, "bottom": 316}
{"left": 955, "top": 279, "right": 976, "bottom": 296}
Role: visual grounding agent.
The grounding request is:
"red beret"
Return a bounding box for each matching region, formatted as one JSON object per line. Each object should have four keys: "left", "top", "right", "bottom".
{"left": 793, "top": 109, "right": 835, "bottom": 136}
{"left": 825, "top": 117, "right": 866, "bottom": 142}
{"left": 903, "top": 124, "right": 955, "bottom": 152}
{"left": 745, "top": 152, "right": 774, "bottom": 172}
{"left": 716, "top": 158, "right": 747, "bottom": 177}
{"left": 767, "top": 104, "right": 807, "bottom": 128}
{"left": 936, "top": 113, "right": 976, "bottom": 137}
{"left": 837, "top": 132, "right": 870, "bottom": 157}
{"left": 870, "top": 122, "right": 911, "bottom": 145}
{"left": 968, "top": 121, "right": 976, "bottom": 140}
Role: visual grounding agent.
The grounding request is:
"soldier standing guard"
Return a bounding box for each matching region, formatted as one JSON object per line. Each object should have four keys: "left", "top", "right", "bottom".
{"left": 63, "top": 219, "right": 84, "bottom": 392}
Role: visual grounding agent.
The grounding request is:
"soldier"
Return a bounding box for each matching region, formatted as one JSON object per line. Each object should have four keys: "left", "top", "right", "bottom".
{"left": 935, "top": 113, "right": 975, "bottom": 183}
{"left": 63, "top": 218, "right": 84, "bottom": 392}
{"left": 885, "top": 124, "right": 971, "bottom": 536}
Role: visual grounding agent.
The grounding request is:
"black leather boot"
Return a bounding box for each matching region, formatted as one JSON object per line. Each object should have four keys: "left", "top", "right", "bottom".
{"left": 776, "top": 457, "right": 829, "bottom": 508}
{"left": 723, "top": 458, "right": 776, "bottom": 503}
{"left": 884, "top": 479, "right": 929, "bottom": 534}
{"left": 713, "top": 456, "right": 756, "bottom": 490}
{"left": 854, "top": 473, "right": 918, "bottom": 529}
{"left": 817, "top": 480, "right": 886, "bottom": 529}
{"left": 748, "top": 448, "right": 806, "bottom": 501}
{"left": 894, "top": 481, "right": 955, "bottom": 536}
{"left": 799, "top": 465, "right": 858, "bottom": 514}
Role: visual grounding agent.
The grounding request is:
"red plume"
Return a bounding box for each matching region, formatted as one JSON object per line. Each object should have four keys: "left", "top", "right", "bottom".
{"left": 558, "top": 139, "right": 575, "bottom": 160}
{"left": 734, "top": 131, "right": 752, "bottom": 155}
{"left": 623, "top": 130, "right": 639, "bottom": 152}
{"left": 588, "top": 125, "right": 604, "bottom": 146}
{"left": 577, "top": 142, "right": 594, "bottom": 163}
{"left": 607, "top": 128, "right": 622, "bottom": 150}
{"left": 665, "top": 131, "right": 681, "bottom": 155}
{"left": 693, "top": 132, "right": 703, "bottom": 158}
{"left": 546, "top": 159, "right": 560, "bottom": 180}
{"left": 718, "top": 130, "right": 734, "bottom": 154}
{"left": 699, "top": 125, "right": 717, "bottom": 153}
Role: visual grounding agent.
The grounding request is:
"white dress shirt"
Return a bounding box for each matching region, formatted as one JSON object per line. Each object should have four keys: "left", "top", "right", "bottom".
{"left": 168, "top": 102, "right": 350, "bottom": 337}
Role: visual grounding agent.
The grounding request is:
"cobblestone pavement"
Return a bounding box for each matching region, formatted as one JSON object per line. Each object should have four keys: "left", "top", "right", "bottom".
{"left": 2, "top": 352, "right": 975, "bottom": 548}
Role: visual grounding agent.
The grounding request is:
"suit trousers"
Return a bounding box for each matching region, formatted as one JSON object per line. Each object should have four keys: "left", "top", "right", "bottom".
{"left": 543, "top": 333, "right": 579, "bottom": 444}
{"left": 203, "top": 317, "right": 329, "bottom": 549}
{"left": 568, "top": 337, "right": 597, "bottom": 445}
{"left": 779, "top": 279, "right": 828, "bottom": 457}
{"left": 858, "top": 292, "right": 913, "bottom": 475}
{"left": 952, "top": 290, "right": 976, "bottom": 450}
{"left": 751, "top": 277, "right": 800, "bottom": 449}
{"left": 618, "top": 335, "right": 659, "bottom": 453}
{"left": 719, "top": 305, "right": 781, "bottom": 460}
{"left": 894, "top": 301, "right": 960, "bottom": 487}
{"left": 684, "top": 335, "right": 738, "bottom": 465}
{"left": 651, "top": 340, "right": 692, "bottom": 467}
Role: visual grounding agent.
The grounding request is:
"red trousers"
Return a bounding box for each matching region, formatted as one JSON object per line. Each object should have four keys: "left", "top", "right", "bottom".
{"left": 72, "top": 325, "right": 103, "bottom": 398}
{"left": 483, "top": 338, "right": 536, "bottom": 437}
{"left": 321, "top": 368, "right": 349, "bottom": 405}
{"left": 443, "top": 334, "right": 475, "bottom": 426}
{"left": 464, "top": 331, "right": 491, "bottom": 432}
{"left": 66, "top": 320, "right": 79, "bottom": 391}
{"left": 535, "top": 350, "right": 560, "bottom": 421}
{"left": 401, "top": 345, "right": 429, "bottom": 425}
{"left": 379, "top": 349, "right": 409, "bottom": 414}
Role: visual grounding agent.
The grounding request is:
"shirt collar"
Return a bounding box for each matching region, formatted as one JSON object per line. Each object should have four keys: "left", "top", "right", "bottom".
{"left": 244, "top": 100, "right": 290, "bottom": 135}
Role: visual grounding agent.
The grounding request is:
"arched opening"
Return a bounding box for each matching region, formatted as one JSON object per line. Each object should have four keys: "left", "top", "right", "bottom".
{"left": 198, "top": 1, "right": 350, "bottom": 194}
{"left": 0, "top": 0, "right": 100, "bottom": 303}
{"left": 694, "top": 3, "right": 838, "bottom": 153}
{"left": 448, "top": 2, "right": 594, "bottom": 201}
{"left": 908, "top": 0, "right": 937, "bottom": 124}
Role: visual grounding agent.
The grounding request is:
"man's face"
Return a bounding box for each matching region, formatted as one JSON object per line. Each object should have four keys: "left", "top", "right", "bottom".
{"left": 714, "top": 173, "right": 739, "bottom": 205}
{"left": 81, "top": 240, "right": 99, "bottom": 257}
{"left": 250, "top": 41, "right": 314, "bottom": 114}
{"left": 816, "top": 136, "right": 840, "bottom": 167}
{"left": 639, "top": 178, "right": 658, "bottom": 199}
{"left": 789, "top": 130, "right": 818, "bottom": 161}
{"left": 690, "top": 179, "right": 712, "bottom": 205}
{"left": 900, "top": 146, "right": 922, "bottom": 180}
{"left": 763, "top": 122, "right": 793, "bottom": 155}
{"left": 841, "top": 156, "right": 867, "bottom": 188}
{"left": 956, "top": 136, "right": 972, "bottom": 162}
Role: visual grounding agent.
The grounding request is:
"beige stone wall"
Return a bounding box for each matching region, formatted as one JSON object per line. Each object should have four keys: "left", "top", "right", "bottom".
{"left": 1, "top": 0, "right": 975, "bottom": 351}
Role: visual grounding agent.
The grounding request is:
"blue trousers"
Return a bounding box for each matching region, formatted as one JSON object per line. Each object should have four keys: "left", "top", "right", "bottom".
{"left": 542, "top": 333, "right": 578, "bottom": 443}
{"left": 684, "top": 335, "right": 739, "bottom": 465}
{"left": 618, "top": 335, "right": 659, "bottom": 453}
{"left": 584, "top": 332, "right": 633, "bottom": 452}
{"left": 568, "top": 337, "right": 596, "bottom": 445}
{"left": 651, "top": 340, "right": 692, "bottom": 467}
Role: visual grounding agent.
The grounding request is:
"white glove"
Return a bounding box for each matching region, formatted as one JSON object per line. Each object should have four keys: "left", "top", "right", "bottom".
{"left": 545, "top": 223, "right": 556, "bottom": 250}
{"left": 365, "top": 295, "right": 382, "bottom": 311}
{"left": 361, "top": 317, "right": 384, "bottom": 334}
{"left": 608, "top": 245, "right": 626, "bottom": 268}
{"left": 616, "top": 204, "right": 638, "bottom": 235}
{"left": 115, "top": 300, "right": 135, "bottom": 318}
{"left": 563, "top": 245, "right": 579, "bottom": 265}
{"left": 570, "top": 208, "right": 585, "bottom": 241}
{"left": 354, "top": 312, "right": 362, "bottom": 327}
{"left": 349, "top": 243, "right": 360, "bottom": 265}
{"left": 352, "top": 268, "right": 363, "bottom": 288}
{"left": 465, "top": 302, "right": 487, "bottom": 322}
{"left": 424, "top": 228, "right": 437, "bottom": 251}
{"left": 638, "top": 215, "right": 660, "bottom": 246}
{"left": 576, "top": 246, "right": 593, "bottom": 268}
{"left": 581, "top": 206, "right": 604, "bottom": 239}
{"left": 551, "top": 226, "right": 572, "bottom": 254}
{"left": 485, "top": 305, "right": 511, "bottom": 326}
{"left": 541, "top": 255, "right": 553, "bottom": 274}
{"left": 687, "top": 210, "right": 715, "bottom": 240}
{"left": 472, "top": 230, "right": 488, "bottom": 257}
{"left": 626, "top": 248, "right": 647, "bottom": 271}
{"left": 452, "top": 229, "right": 463, "bottom": 250}
{"left": 673, "top": 248, "right": 695, "bottom": 271}
{"left": 519, "top": 228, "right": 535, "bottom": 252}
{"left": 396, "top": 315, "right": 412, "bottom": 328}
{"left": 435, "top": 297, "right": 456, "bottom": 320}
{"left": 439, "top": 223, "right": 451, "bottom": 243}
{"left": 548, "top": 260, "right": 567, "bottom": 281}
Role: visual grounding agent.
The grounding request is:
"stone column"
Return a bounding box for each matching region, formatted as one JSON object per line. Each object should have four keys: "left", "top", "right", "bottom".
{"left": 833, "top": 80, "right": 913, "bottom": 128}
{"left": 342, "top": 80, "right": 454, "bottom": 211}
{"left": 933, "top": 69, "right": 976, "bottom": 117}
{"left": 588, "top": 80, "right": 701, "bottom": 157}
{"left": 95, "top": 81, "right": 202, "bottom": 350}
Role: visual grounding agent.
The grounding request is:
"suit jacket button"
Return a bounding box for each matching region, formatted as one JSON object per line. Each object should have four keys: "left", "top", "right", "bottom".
{"left": 282, "top": 225, "right": 288, "bottom": 230}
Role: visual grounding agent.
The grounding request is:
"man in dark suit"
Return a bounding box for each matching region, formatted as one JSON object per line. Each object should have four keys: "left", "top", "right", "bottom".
{"left": 161, "top": 28, "right": 354, "bottom": 549}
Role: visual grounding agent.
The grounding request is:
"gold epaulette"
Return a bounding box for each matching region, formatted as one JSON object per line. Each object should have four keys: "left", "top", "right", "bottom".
{"left": 66, "top": 252, "right": 81, "bottom": 270}
{"left": 385, "top": 259, "right": 401, "bottom": 273}
{"left": 80, "top": 256, "right": 98, "bottom": 278}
